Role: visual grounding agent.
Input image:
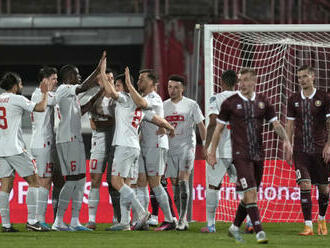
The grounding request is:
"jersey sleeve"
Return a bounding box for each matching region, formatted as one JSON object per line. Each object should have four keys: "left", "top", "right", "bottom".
{"left": 145, "top": 95, "right": 162, "bottom": 111}
{"left": 143, "top": 110, "right": 156, "bottom": 122}
{"left": 325, "top": 93, "right": 330, "bottom": 118}
{"left": 116, "top": 92, "right": 131, "bottom": 107}
{"left": 47, "top": 92, "right": 56, "bottom": 106}
{"left": 217, "top": 99, "right": 231, "bottom": 124}
{"left": 265, "top": 98, "right": 278, "bottom": 123}
{"left": 208, "top": 95, "right": 219, "bottom": 115}
{"left": 192, "top": 102, "right": 205, "bottom": 124}
{"left": 13, "top": 95, "right": 36, "bottom": 112}
{"left": 287, "top": 96, "right": 296, "bottom": 120}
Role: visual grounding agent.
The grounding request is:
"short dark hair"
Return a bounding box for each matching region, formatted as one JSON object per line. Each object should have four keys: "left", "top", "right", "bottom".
{"left": 168, "top": 74, "right": 185, "bottom": 86}
{"left": 59, "top": 65, "right": 77, "bottom": 83}
{"left": 222, "top": 70, "right": 238, "bottom": 87}
{"left": 0, "top": 72, "right": 21, "bottom": 91}
{"left": 239, "top": 68, "right": 257, "bottom": 77}
{"left": 297, "top": 65, "right": 314, "bottom": 74}
{"left": 38, "top": 66, "right": 57, "bottom": 82}
{"left": 114, "top": 73, "right": 134, "bottom": 92}
{"left": 139, "top": 69, "right": 158, "bottom": 85}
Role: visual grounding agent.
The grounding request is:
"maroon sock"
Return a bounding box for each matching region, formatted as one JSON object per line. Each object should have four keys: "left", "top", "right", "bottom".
{"left": 318, "top": 192, "right": 329, "bottom": 217}
{"left": 150, "top": 189, "right": 159, "bottom": 216}
{"left": 301, "top": 190, "right": 312, "bottom": 221}
{"left": 233, "top": 202, "right": 248, "bottom": 227}
{"left": 245, "top": 203, "right": 263, "bottom": 233}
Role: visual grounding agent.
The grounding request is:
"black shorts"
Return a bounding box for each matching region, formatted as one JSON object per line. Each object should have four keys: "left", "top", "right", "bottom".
{"left": 233, "top": 158, "right": 264, "bottom": 192}
{"left": 293, "top": 152, "right": 329, "bottom": 185}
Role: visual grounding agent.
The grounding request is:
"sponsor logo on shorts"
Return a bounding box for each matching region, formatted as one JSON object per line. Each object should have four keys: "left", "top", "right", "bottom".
{"left": 294, "top": 102, "right": 299, "bottom": 107}
{"left": 315, "top": 100, "right": 322, "bottom": 107}
{"left": 236, "top": 104, "right": 242, "bottom": 109}
{"left": 240, "top": 178, "right": 248, "bottom": 189}
{"left": 295, "top": 169, "right": 301, "bottom": 180}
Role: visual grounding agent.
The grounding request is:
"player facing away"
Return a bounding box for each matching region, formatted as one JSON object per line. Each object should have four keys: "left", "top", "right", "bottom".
{"left": 164, "top": 75, "right": 206, "bottom": 231}
{"left": 207, "top": 68, "right": 293, "bottom": 244}
{"left": 201, "top": 70, "right": 241, "bottom": 233}
{"left": 30, "top": 67, "right": 61, "bottom": 230}
{"left": 286, "top": 65, "right": 330, "bottom": 236}
{"left": 100, "top": 64, "right": 175, "bottom": 231}
{"left": 86, "top": 71, "right": 117, "bottom": 230}
{"left": 52, "top": 52, "right": 106, "bottom": 231}
{"left": 135, "top": 69, "right": 176, "bottom": 231}
{"left": 0, "top": 72, "right": 49, "bottom": 232}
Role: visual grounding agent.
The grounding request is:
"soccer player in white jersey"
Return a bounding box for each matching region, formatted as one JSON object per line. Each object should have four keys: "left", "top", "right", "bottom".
{"left": 163, "top": 75, "right": 206, "bottom": 231}
{"left": 201, "top": 70, "right": 241, "bottom": 233}
{"left": 86, "top": 71, "right": 117, "bottom": 230}
{"left": 0, "top": 72, "right": 49, "bottom": 232}
{"left": 100, "top": 64, "right": 175, "bottom": 231}
{"left": 135, "top": 69, "right": 176, "bottom": 231}
{"left": 52, "top": 52, "right": 106, "bottom": 231}
{"left": 30, "top": 67, "right": 59, "bottom": 230}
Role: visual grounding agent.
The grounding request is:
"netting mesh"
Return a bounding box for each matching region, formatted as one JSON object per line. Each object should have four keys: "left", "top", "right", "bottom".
{"left": 209, "top": 30, "right": 330, "bottom": 222}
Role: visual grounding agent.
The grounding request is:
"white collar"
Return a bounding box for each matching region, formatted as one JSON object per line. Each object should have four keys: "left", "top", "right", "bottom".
{"left": 238, "top": 91, "right": 256, "bottom": 101}
{"left": 301, "top": 88, "right": 316, "bottom": 100}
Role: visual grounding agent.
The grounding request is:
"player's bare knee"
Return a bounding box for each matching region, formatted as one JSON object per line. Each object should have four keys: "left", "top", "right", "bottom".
{"left": 24, "top": 174, "right": 39, "bottom": 187}
{"left": 38, "top": 176, "right": 52, "bottom": 190}
{"left": 243, "top": 189, "right": 257, "bottom": 204}
{"left": 137, "top": 174, "right": 148, "bottom": 187}
{"left": 148, "top": 175, "right": 161, "bottom": 188}
{"left": 0, "top": 176, "right": 14, "bottom": 193}
{"left": 318, "top": 184, "right": 329, "bottom": 194}
{"left": 178, "top": 171, "right": 190, "bottom": 181}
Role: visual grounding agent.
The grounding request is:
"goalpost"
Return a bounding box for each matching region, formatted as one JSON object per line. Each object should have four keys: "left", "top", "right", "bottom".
{"left": 203, "top": 24, "right": 330, "bottom": 222}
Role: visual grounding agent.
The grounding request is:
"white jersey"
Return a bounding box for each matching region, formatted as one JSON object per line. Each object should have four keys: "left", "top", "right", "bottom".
{"left": 140, "top": 91, "right": 168, "bottom": 149}
{"left": 30, "top": 88, "right": 56, "bottom": 149}
{"left": 0, "top": 92, "right": 36, "bottom": 156}
{"left": 208, "top": 90, "right": 237, "bottom": 158}
{"left": 112, "top": 92, "right": 154, "bottom": 149}
{"left": 55, "top": 84, "right": 83, "bottom": 143}
{"left": 101, "top": 97, "right": 116, "bottom": 118}
{"left": 164, "top": 96, "right": 204, "bottom": 153}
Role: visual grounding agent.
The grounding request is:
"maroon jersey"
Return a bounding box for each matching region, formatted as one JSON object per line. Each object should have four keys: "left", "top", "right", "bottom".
{"left": 287, "top": 89, "right": 330, "bottom": 153}
{"left": 218, "top": 91, "right": 277, "bottom": 160}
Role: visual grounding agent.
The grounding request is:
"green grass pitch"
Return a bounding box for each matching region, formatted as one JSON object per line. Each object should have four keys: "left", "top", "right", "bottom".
{"left": 0, "top": 222, "right": 329, "bottom": 248}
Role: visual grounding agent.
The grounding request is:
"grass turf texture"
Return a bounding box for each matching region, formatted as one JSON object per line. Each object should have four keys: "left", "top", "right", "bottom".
{"left": 0, "top": 222, "right": 329, "bottom": 248}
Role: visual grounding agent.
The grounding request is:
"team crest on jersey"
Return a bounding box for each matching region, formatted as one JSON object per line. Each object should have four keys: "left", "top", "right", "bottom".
{"left": 294, "top": 102, "right": 299, "bottom": 107}
{"left": 258, "top": 102, "right": 265, "bottom": 109}
{"left": 209, "top": 96, "right": 216, "bottom": 104}
{"left": 315, "top": 100, "right": 322, "bottom": 107}
{"left": 236, "top": 104, "right": 242, "bottom": 109}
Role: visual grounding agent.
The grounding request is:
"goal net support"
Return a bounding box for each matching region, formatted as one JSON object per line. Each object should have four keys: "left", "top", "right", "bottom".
{"left": 204, "top": 24, "right": 330, "bottom": 222}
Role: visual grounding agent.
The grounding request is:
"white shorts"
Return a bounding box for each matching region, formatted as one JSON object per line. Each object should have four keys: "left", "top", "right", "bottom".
{"left": 165, "top": 147, "right": 195, "bottom": 178}
{"left": 111, "top": 146, "right": 140, "bottom": 179}
{"left": 31, "top": 146, "right": 56, "bottom": 178}
{"left": 90, "top": 130, "right": 114, "bottom": 174}
{"left": 56, "top": 141, "right": 86, "bottom": 176}
{"left": 207, "top": 158, "right": 236, "bottom": 187}
{"left": 138, "top": 147, "right": 167, "bottom": 176}
{"left": 0, "top": 152, "right": 36, "bottom": 178}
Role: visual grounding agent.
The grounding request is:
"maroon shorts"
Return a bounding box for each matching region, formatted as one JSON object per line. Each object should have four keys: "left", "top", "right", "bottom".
{"left": 233, "top": 158, "right": 264, "bottom": 192}
{"left": 293, "top": 152, "right": 329, "bottom": 185}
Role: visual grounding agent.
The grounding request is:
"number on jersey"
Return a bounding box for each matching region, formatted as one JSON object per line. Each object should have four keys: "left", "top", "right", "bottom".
{"left": 132, "top": 108, "right": 142, "bottom": 128}
{"left": 0, "top": 107, "right": 8, "bottom": 129}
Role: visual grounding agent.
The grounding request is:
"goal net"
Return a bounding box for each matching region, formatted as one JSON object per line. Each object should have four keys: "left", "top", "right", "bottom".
{"left": 204, "top": 24, "right": 330, "bottom": 222}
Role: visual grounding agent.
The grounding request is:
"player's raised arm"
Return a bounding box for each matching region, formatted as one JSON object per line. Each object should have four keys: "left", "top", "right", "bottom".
{"left": 273, "top": 120, "right": 293, "bottom": 162}
{"left": 80, "top": 89, "right": 104, "bottom": 116}
{"left": 124, "top": 67, "right": 148, "bottom": 109}
{"left": 76, "top": 51, "right": 106, "bottom": 95}
{"left": 33, "top": 78, "right": 49, "bottom": 112}
{"left": 207, "top": 121, "right": 225, "bottom": 166}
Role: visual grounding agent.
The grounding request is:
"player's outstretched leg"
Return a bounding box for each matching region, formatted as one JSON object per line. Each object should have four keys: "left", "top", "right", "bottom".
{"left": 317, "top": 185, "right": 329, "bottom": 235}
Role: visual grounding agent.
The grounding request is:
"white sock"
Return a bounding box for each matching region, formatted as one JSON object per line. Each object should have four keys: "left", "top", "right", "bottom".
{"left": 88, "top": 188, "right": 99, "bottom": 223}
{"left": 0, "top": 191, "right": 10, "bottom": 227}
{"left": 27, "top": 187, "right": 38, "bottom": 224}
{"left": 54, "top": 181, "right": 75, "bottom": 226}
{"left": 36, "top": 187, "right": 49, "bottom": 223}
{"left": 305, "top": 220, "right": 313, "bottom": 228}
{"left": 137, "top": 186, "right": 149, "bottom": 211}
{"left": 119, "top": 187, "right": 132, "bottom": 225}
{"left": 71, "top": 178, "right": 85, "bottom": 226}
{"left": 152, "top": 185, "right": 173, "bottom": 222}
{"left": 246, "top": 214, "right": 252, "bottom": 224}
{"left": 319, "top": 215, "right": 325, "bottom": 221}
{"left": 206, "top": 189, "right": 219, "bottom": 226}
{"left": 120, "top": 184, "right": 145, "bottom": 220}
{"left": 230, "top": 223, "right": 240, "bottom": 231}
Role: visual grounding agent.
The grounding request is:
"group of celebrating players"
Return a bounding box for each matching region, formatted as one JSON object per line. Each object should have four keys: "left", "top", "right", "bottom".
{"left": 0, "top": 51, "right": 329, "bottom": 244}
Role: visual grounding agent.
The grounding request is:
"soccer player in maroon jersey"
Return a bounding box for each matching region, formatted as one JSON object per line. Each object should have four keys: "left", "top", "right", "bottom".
{"left": 207, "top": 68, "right": 292, "bottom": 244}
{"left": 286, "top": 65, "right": 330, "bottom": 236}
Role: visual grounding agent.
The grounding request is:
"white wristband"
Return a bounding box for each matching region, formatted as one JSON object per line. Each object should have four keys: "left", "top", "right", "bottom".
{"left": 202, "top": 140, "right": 206, "bottom": 146}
